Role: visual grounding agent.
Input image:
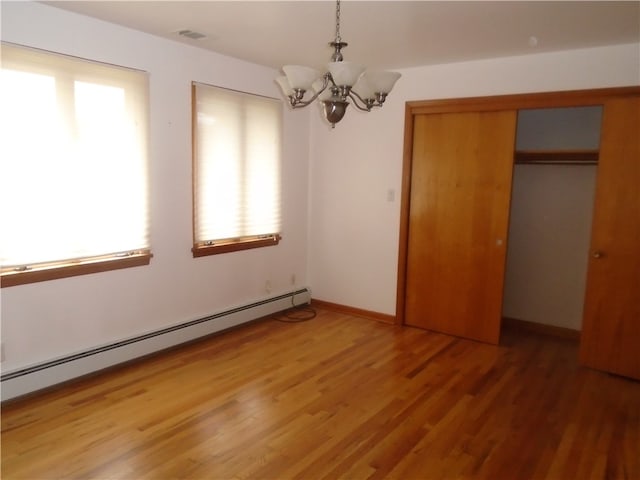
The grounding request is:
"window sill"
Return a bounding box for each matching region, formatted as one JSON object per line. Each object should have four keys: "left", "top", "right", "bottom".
{"left": 192, "top": 235, "right": 281, "bottom": 257}
{"left": 0, "top": 252, "right": 152, "bottom": 288}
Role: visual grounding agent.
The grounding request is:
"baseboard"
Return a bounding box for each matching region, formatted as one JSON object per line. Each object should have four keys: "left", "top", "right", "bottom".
{"left": 1, "top": 288, "right": 311, "bottom": 401}
{"left": 502, "top": 317, "right": 580, "bottom": 341}
{"left": 306, "top": 303, "right": 576, "bottom": 340}
{"left": 311, "top": 299, "right": 396, "bottom": 324}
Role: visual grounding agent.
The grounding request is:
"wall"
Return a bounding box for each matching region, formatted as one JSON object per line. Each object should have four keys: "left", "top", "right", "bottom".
{"left": 0, "top": 2, "right": 311, "bottom": 372}
{"left": 308, "top": 42, "right": 640, "bottom": 316}
{"left": 503, "top": 164, "right": 597, "bottom": 330}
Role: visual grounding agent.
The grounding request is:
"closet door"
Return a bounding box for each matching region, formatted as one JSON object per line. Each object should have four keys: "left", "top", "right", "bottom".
{"left": 580, "top": 97, "right": 640, "bottom": 380}
{"left": 405, "top": 111, "right": 516, "bottom": 344}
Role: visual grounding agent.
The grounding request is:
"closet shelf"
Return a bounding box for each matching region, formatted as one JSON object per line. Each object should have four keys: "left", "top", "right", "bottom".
{"left": 514, "top": 149, "right": 599, "bottom": 165}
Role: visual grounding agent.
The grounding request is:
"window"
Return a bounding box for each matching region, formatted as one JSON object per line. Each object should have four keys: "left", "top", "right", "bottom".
{"left": 192, "top": 82, "right": 282, "bottom": 257}
{"left": 0, "top": 43, "right": 150, "bottom": 287}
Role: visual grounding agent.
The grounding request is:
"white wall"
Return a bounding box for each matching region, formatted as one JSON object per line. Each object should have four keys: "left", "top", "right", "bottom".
{"left": 503, "top": 164, "right": 597, "bottom": 330}
{"left": 308, "top": 42, "right": 640, "bottom": 316}
{"left": 0, "top": 2, "right": 311, "bottom": 371}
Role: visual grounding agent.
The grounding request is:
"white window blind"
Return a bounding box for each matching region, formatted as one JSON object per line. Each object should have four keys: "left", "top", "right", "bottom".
{"left": 193, "top": 82, "right": 282, "bottom": 251}
{"left": 0, "top": 43, "right": 150, "bottom": 272}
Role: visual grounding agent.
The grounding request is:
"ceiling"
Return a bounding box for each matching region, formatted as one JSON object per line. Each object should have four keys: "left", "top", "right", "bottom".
{"left": 45, "top": 1, "right": 640, "bottom": 71}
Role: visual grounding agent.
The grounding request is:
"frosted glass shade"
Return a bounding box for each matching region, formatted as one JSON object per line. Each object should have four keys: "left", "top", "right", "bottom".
{"left": 365, "top": 71, "right": 401, "bottom": 94}
{"left": 328, "top": 61, "right": 365, "bottom": 87}
{"left": 282, "top": 65, "right": 321, "bottom": 90}
{"left": 352, "top": 76, "right": 375, "bottom": 100}
{"left": 275, "top": 76, "right": 293, "bottom": 96}
{"left": 312, "top": 78, "right": 332, "bottom": 101}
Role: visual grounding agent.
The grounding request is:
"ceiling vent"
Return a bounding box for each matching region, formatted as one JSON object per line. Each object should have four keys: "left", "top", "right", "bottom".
{"left": 177, "top": 30, "right": 207, "bottom": 40}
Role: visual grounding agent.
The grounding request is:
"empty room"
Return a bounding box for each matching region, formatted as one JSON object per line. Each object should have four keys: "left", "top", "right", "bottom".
{"left": 1, "top": 1, "right": 639, "bottom": 479}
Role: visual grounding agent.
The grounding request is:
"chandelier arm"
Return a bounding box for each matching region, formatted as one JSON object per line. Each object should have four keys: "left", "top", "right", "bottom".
{"left": 327, "top": 73, "right": 337, "bottom": 88}
{"left": 290, "top": 98, "right": 314, "bottom": 109}
{"left": 348, "top": 91, "right": 376, "bottom": 112}
{"left": 289, "top": 74, "right": 331, "bottom": 108}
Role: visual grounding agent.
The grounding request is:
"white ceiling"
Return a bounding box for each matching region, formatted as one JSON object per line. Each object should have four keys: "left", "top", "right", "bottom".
{"left": 44, "top": 1, "right": 640, "bottom": 71}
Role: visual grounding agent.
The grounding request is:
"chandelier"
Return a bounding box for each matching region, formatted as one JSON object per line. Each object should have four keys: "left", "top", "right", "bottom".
{"left": 276, "top": 0, "right": 401, "bottom": 127}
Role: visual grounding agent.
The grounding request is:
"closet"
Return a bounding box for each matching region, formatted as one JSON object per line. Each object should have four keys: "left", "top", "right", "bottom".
{"left": 502, "top": 106, "right": 601, "bottom": 333}
{"left": 397, "top": 87, "right": 640, "bottom": 380}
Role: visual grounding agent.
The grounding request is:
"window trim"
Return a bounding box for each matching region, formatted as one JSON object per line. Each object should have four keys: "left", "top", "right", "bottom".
{"left": 192, "top": 234, "right": 281, "bottom": 257}
{"left": 1, "top": 251, "right": 152, "bottom": 288}
{"left": 191, "top": 82, "right": 283, "bottom": 258}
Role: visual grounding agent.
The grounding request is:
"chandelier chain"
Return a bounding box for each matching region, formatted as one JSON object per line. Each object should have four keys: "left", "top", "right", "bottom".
{"left": 335, "top": 0, "right": 341, "bottom": 43}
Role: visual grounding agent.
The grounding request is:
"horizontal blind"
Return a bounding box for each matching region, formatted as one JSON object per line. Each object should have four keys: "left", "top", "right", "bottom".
{"left": 0, "top": 43, "right": 150, "bottom": 268}
{"left": 193, "top": 83, "right": 282, "bottom": 243}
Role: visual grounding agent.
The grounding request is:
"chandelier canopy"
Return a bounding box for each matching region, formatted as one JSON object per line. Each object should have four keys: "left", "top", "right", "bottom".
{"left": 276, "top": 0, "right": 401, "bottom": 127}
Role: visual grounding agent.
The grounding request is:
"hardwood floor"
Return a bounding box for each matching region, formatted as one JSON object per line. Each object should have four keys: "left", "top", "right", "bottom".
{"left": 2, "top": 308, "right": 639, "bottom": 479}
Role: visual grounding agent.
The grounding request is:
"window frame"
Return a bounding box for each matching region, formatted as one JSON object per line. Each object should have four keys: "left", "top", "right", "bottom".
{"left": 1, "top": 252, "right": 152, "bottom": 288}
{"left": 0, "top": 43, "right": 151, "bottom": 288}
{"left": 191, "top": 82, "right": 283, "bottom": 257}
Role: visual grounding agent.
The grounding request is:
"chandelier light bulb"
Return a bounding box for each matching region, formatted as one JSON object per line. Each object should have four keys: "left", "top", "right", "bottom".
{"left": 327, "top": 61, "right": 366, "bottom": 88}
{"left": 365, "top": 71, "right": 402, "bottom": 94}
{"left": 282, "top": 65, "right": 321, "bottom": 91}
{"left": 275, "top": 76, "right": 293, "bottom": 97}
{"left": 352, "top": 75, "right": 376, "bottom": 101}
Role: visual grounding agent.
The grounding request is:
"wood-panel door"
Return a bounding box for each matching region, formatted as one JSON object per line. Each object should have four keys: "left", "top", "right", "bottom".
{"left": 580, "top": 97, "right": 640, "bottom": 380}
{"left": 405, "top": 111, "right": 516, "bottom": 344}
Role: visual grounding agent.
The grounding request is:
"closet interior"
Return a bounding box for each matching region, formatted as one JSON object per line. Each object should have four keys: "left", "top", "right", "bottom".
{"left": 502, "top": 106, "right": 603, "bottom": 333}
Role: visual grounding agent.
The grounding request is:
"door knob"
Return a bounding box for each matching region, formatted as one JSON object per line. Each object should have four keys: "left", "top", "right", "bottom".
{"left": 592, "top": 250, "right": 604, "bottom": 259}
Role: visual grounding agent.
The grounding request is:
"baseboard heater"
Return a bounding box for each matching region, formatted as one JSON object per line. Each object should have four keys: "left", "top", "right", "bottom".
{"left": 1, "top": 288, "right": 310, "bottom": 401}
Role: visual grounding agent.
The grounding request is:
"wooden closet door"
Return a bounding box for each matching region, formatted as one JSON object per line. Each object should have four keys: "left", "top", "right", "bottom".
{"left": 405, "top": 111, "right": 516, "bottom": 344}
{"left": 580, "top": 97, "right": 640, "bottom": 380}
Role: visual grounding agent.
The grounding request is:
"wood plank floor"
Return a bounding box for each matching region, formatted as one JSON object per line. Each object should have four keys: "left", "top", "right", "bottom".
{"left": 2, "top": 308, "right": 639, "bottom": 479}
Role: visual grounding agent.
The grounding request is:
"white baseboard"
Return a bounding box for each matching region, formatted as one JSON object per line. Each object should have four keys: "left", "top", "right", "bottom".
{"left": 1, "top": 288, "right": 310, "bottom": 401}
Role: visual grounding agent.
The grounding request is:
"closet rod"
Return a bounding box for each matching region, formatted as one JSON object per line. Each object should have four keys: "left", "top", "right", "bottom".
{"left": 514, "top": 150, "right": 599, "bottom": 165}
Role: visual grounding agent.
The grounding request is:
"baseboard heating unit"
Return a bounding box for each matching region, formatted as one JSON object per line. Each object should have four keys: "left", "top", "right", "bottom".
{"left": 1, "top": 288, "right": 310, "bottom": 401}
